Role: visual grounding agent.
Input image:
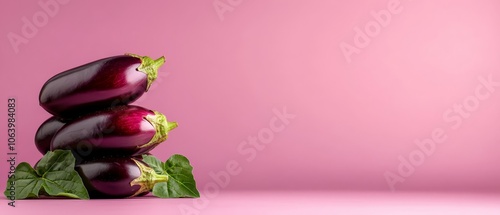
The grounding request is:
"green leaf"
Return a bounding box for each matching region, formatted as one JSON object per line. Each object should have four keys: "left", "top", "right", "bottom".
{"left": 142, "top": 154, "right": 166, "bottom": 175}
{"left": 36, "top": 149, "right": 75, "bottom": 175}
{"left": 151, "top": 154, "right": 200, "bottom": 198}
{"left": 3, "top": 150, "right": 89, "bottom": 200}
{"left": 42, "top": 170, "right": 89, "bottom": 199}
{"left": 151, "top": 182, "right": 170, "bottom": 197}
{"left": 4, "top": 163, "right": 43, "bottom": 199}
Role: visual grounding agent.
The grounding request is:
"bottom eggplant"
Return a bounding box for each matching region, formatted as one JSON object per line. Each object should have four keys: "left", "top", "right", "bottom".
{"left": 75, "top": 157, "right": 167, "bottom": 198}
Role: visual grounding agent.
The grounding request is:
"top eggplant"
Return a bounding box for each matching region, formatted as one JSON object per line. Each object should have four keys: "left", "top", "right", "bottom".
{"left": 39, "top": 53, "right": 165, "bottom": 119}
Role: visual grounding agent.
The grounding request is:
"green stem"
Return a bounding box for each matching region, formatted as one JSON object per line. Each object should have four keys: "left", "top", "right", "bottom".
{"left": 167, "top": 121, "right": 178, "bottom": 132}
{"left": 130, "top": 159, "right": 169, "bottom": 197}
{"left": 140, "top": 111, "right": 177, "bottom": 149}
{"left": 126, "top": 53, "right": 166, "bottom": 91}
{"left": 151, "top": 174, "right": 169, "bottom": 184}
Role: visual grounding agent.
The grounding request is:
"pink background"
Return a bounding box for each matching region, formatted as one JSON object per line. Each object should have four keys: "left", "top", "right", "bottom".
{"left": 1, "top": 1, "right": 500, "bottom": 210}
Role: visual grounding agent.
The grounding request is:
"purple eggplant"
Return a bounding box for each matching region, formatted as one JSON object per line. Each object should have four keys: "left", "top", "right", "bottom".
{"left": 75, "top": 157, "right": 167, "bottom": 198}
{"left": 50, "top": 105, "right": 177, "bottom": 159}
{"left": 34, "top": 117, "right": 66, "bottom": 155}
{"left": 39, "top": 53, "right": 165, "bottom": 119}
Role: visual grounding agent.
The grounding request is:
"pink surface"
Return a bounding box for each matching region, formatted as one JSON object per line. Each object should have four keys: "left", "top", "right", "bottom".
{"left": 3, "top": 191, "right": 500, "bottom": 215}
{"left": 1, "top": 0, "right": 500, "bottom": 202}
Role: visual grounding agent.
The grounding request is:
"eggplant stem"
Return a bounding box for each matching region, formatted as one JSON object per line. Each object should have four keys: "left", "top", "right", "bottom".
{"left": 139, "top": 111, "right": 177, "bottom": 149}
{"left": 130, "top": 158, "right": 169, "bottom": 197}
{"left": 152, "top": 174, "right": 169, "bottom": 184}
{"left": 167, "top": 121, "right": 178, "bottom": 132}
{"left": 126, "top": 53, "right": 166, "bottom": 91}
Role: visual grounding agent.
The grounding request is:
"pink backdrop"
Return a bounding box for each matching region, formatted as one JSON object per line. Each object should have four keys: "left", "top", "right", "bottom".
{"left": 1, "top": 0, "right": 500, "bottom": 194}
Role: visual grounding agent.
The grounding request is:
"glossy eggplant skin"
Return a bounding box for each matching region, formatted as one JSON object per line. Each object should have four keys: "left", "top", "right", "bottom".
{"left": 50, "top": 105, "right": 172, "bottom": 159}
{"left": 34, "top": 117, "right": 65, "bottom": 155}
{"left": 39, "top": 54, "right": 164, "bottom": 119}
{"left": 75, "top": 157, "right": 145, "bottom": 198}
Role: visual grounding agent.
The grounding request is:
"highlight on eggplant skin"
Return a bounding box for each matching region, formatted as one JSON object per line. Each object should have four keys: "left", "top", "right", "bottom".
{"left": 34, "top": 117, "right": 65, "bottom": 155}
{"left": 75, "top": 157, "right": 167, "bottom": 198}
{"left": 50, "top": 105, "right": 178, "bottom": 159}
{"left": 39, "top": 54, "right": 165, "bottom": 119}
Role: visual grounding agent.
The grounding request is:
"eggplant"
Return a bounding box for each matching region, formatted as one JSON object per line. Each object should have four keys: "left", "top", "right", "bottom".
{"left": 34, "top": 117, "right": 65, "bottom": 155}
{"left": 50, "top": 105, "right": 177, "bottom": 159}
{"left": 75, "top": 157, "right": 167, "bottom": 198}
{"left": 39, "top": 53, "right": 165, "bottom": 119}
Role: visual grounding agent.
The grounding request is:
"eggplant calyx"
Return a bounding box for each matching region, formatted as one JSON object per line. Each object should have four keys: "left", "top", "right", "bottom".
{"left": 140, "top": 111, "right": 178, "bottom": 149}
{"left": 126, "top": 53, "right": 166, "bottom": 91}
{"left": 130, "top": 158, "right": 169, "bottom": 197}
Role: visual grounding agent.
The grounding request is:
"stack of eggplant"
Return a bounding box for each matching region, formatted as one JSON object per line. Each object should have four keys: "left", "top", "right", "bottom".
{"left": 35, "top": 53, "right": 178, "bottom": 198}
